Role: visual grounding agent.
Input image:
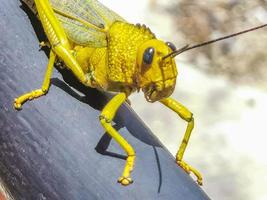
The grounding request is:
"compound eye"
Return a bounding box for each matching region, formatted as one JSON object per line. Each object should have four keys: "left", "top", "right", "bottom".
{"left": 166, "top": 42, "right": 176, "bottom": 51}
{"left": 143, "top": 47, "right": 155, "bottom": 65}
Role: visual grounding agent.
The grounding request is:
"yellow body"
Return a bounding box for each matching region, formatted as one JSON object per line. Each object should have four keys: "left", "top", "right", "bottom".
{"left": 74, "top": 21, "right": 156, "bottom": 93}
{"left": 15, "top": 0, "right": 202, "bottom": 186}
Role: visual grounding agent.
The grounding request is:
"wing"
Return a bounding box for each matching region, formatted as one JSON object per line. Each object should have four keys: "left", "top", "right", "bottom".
{"left": 49, "top": 0, "right": 126, "bottom": 47}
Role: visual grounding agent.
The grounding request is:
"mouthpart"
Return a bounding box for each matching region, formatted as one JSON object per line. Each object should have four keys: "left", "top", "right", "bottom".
{"left": 143, "top": 78, "right": 176, "bottom": 102}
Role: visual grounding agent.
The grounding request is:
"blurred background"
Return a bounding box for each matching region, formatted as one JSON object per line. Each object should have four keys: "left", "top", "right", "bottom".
{"left": 101, "top": 0, "right": 267, "bottom": 199}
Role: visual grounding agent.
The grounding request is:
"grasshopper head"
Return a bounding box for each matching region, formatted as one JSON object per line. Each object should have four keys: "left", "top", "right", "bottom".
{"left": 137, "top": 39, "right": 178, "bottom": 102}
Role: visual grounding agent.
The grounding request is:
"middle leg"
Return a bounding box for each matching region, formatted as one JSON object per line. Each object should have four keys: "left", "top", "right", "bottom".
{"left": 100, "top": 93, "right": 135, "bottom": 186}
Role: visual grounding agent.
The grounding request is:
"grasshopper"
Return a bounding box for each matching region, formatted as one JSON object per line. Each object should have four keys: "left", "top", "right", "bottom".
{"left": 15, "top": 0, "right": 266, "bottom": 186}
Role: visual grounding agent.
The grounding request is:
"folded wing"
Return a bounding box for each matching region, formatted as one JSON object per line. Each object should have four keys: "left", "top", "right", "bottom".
{"left": 50, "top": 0, "right": 126, "bottom": 47}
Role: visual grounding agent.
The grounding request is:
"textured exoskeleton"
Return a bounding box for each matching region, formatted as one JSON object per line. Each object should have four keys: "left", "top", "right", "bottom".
{"left": 15, "top": 0, "right": 202, "bottom": 186}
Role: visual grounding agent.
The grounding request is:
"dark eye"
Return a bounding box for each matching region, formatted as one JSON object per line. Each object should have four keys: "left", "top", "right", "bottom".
{"left": 166, "top": 42, "right": 176, "bottom": 51}
{"left": 143, "top": 47, "right": 154, "bottom": 65}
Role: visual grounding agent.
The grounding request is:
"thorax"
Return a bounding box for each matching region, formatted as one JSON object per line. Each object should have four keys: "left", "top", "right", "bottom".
{"left": 106, "top": 21, "right": 155, "bottom": 93}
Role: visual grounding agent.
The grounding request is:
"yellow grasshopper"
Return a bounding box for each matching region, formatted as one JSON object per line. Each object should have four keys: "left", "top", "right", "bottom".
{"left": 15, "top": 0, "right": 266, "bottom": 186}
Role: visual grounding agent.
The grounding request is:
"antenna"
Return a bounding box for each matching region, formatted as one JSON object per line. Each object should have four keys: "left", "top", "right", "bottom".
{"left": 163, "top": 23, "right": 267, "bottom": 60}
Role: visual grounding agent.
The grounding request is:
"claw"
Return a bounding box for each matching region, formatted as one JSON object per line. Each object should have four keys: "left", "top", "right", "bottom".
{"left": 13, "top": 99, "right": 22, "bottom": 110}
{"left": 118, "top": 177, "right": 133, "bottom": 186}
{"left": 177, "top": 160, "right": 203, "bottom": 186}
{"left": 197, "top": 178, "right": 203, "bottom": 186}
{"left": 39, "top": 41, "right": 50, "bottom": 48}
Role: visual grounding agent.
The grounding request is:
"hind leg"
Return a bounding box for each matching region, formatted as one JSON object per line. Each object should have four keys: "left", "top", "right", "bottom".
{"left": 34, "top": 0, "right": 90, "bottom": 85}
{"left": 14, "top": 51, "right": 56, "bottom": 109}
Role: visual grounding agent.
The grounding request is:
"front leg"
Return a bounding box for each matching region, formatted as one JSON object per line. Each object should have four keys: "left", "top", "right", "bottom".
{"left": 160, "top": 97, "right": 203, "bottom": 185}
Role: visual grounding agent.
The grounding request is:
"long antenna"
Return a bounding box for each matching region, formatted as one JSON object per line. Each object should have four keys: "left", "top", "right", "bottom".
{"left": 163, "top": 23, "right": 267, "bottom": 60}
